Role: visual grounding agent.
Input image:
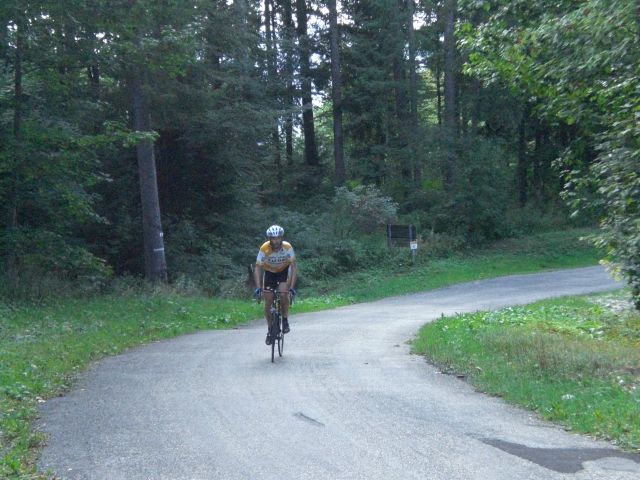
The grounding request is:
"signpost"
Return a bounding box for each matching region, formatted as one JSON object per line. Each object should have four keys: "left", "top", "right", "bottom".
{"left": 386, "top": 224, "right": 418, "bottom": 257}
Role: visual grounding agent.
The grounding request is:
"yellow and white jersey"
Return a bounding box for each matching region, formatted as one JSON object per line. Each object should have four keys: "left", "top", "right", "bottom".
{"left": 256, "top": 241, "right": 295, "bottom": 273}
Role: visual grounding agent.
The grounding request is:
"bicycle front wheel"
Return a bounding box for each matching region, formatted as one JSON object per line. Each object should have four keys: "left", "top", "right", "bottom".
{"left": 277, "top": 315, "right": 284, "bottom": 357}
{"left": 271, "top": 314, "right": 279, "bottom": 363}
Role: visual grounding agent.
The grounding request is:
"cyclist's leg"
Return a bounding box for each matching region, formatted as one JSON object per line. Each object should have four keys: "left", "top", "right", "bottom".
{"left": 278, "top": 282, "right": 289, "bottom": 318}
{"left": 262, "top": 289, "right": 274, "bottom": 328}
{"left": 262, "top": 289, "right": 275, "bottom": 345}
{"left": 263, "top": 271, "right": 278, "bottom": 344}
{"left": 277, "top": 279, "right": 290, "bottom": 333}
{"left": 273, "top": 269, "right": 289, "bottom": 317}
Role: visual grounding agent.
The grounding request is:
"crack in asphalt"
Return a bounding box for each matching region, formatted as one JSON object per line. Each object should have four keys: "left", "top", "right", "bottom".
{"left": 294, "top": 412, "right": 325, "bottom": 427}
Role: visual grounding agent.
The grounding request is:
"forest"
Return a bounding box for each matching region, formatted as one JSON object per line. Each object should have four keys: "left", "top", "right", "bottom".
{"left": 0, "top": 0, "right": 638, "bottom": 307}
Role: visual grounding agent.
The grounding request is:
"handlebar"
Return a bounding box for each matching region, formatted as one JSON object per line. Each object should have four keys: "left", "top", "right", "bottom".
{"left": 254, "top": 286, "right": 296, "bottom": 305}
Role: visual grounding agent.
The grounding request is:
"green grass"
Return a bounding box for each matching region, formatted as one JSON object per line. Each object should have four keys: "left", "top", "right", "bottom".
{"left": 412, "top": 292, "right": 640, "bottom": 451}
{"left": 307, "top": 228, "right": 601, "bottom": 301}
{"left": 0, "top": 295, "right": 263, "bottom": 478}
{"left": 0, "top": 228, "right": 604, "bottom": 477}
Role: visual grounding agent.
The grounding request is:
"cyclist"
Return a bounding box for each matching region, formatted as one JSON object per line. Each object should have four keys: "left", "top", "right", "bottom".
{"left": 253, "top": 225, "right": 297, "bottom": 345}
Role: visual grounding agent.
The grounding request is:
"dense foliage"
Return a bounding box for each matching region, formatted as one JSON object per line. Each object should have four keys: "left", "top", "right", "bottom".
{"left": 0, "top": 0, "right": 636, "bottom": 305}
{"left": 462, "top": 0, "right": 640, "bottom": 307}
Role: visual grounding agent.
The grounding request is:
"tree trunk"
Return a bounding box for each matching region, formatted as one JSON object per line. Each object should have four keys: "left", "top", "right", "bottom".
{"left": 328, "top": 0, "right": 345, "bottom": 185}
{"left": 131, "top": 74, "right": 168, "bottom": 283}
{"left": 442, "top": 0, "right": 458, "bottom": 189}
{"left": 407, "top": 0, "right": 421, "bottom": 186}
{"left": 392, "top": 0, "right": 411, "bottom": 193}
{"left": 533, "top": 120, "right": 547, "bottom": 206}
{"left": 533, "top": 126, "right": 544, "bottom": 205}
{"left": 11, "top": 14, "right": 23, "bottom": 201}
{"left": 88, "top": 65, "right": 101, "bottom": 133}
{"left": 436, "top": 63, "right": 442, "bottom": 126}
{"left": 88, "top": 66, "right": 100, "bottom": 100}
{"left": 296, "top": 0, "right": 319, "bottom": 166}
{"left": 7, "top": 14, "right": 24, "bottom": 274}
{"left": 407, "top": 0, "right": 418, "bottom": 130}
{"left": 281, "top": 0, "right": 295, "bottom": 166}
{"left": 443, "top": 0, "right": 457, "bottom": 134}
{"left": 234, "top": 0, "right": 250, "bottom": 78}
{"left": 517, "top": 106, "right": 528, "bottom": 207}
{"left": 392, "top": 3, "right": 407, "bottom": 122}
{"left": 471, "top": 79, "right": 481, "bottom": 132}
{"left": 265, "top": 0, "right": 283, "bottom": 191}
{"left": 460, "top": 92, "right": 468, "bottom": 135}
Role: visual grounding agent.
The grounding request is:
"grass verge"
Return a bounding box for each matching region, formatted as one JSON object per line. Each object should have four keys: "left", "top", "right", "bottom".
{"left": 0, "top": 228, "right": 602, "bottom": 477}
{"left": 412, "top": 291, "right": 640, "bottom": 451}
{"left": 305, "top": 228, "right": 601, "bottom": 301}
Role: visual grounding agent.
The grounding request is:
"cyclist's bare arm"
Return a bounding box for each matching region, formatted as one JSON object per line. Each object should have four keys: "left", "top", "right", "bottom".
{"left": 288, "top": 261, "right": 297, "bottom": 290}
{"left": 253, "top": 264, "right": 263, "bottom": 290}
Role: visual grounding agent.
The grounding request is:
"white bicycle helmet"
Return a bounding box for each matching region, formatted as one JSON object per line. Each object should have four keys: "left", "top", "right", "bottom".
{"left": 266, "top": 225, "right": 284, "bottom": 237}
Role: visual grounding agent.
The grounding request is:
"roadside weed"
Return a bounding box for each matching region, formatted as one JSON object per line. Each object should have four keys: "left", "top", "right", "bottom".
{"left": 413, "top": 293, "right": 640, "bottom": 450}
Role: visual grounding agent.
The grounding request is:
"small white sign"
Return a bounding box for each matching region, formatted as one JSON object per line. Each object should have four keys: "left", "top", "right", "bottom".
{"left": 410, "top": 241, "right": 418, "bottom": 251}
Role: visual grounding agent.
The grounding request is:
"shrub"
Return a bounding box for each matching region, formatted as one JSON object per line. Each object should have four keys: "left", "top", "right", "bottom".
{"left": 164, "top": 219, "right": 242, "bottom": 295}
{"left": 299, "top": 255, "right": 340, "bottom": 280}
{"left": 417, "top": 231, "right": 467, "bottom": 258}
{"left": 503, "top": 204, "right": 574, "bottom": 237}
{"left": 330, "top": 239, "right": 375, "bottom": 271}
{"left": 429, "top": 136, "right": 513, "bottom": 244}
{"left": 565, "top": 140, "right": 640, "bottom": 310}
{"left": 0, "top": 228, "right": 112, "bottom": 301}
{"left": 332, "top": 185, "right": 398, "bottom": 237}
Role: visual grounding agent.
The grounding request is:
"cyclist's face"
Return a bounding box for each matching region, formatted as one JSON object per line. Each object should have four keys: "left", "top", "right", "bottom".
{"left": 269, "top": 236, "right": 283, "bottom": 249}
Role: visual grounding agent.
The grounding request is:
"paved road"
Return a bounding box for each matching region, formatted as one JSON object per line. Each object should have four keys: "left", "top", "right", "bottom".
{"left": 38, "top": 266, "right": 640, "bottom": 479}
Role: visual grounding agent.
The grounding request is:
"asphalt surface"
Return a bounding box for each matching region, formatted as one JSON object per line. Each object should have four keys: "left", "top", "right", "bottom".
{"left": 38, "top": 266, "right": 640, "bottom": 479}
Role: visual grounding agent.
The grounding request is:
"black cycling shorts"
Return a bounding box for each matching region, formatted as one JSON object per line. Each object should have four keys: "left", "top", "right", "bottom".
{"left": 263, "top": 269, "right": 289, "bottom": 290}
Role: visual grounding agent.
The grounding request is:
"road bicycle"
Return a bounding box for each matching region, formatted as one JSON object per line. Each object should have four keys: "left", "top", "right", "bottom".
{"left": 255, "top": 283, "right": 295, "bottom": 362}
{"left": 263, "top": 286, "right": 295, "bottom": 362}
{"left": 267, "top": 289, "right": 285, "bottom": 363}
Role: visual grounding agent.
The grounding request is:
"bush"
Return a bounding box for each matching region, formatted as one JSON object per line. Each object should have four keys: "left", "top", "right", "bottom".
{"left": 417, "top": 231, "right": 467, "bottom": 258}
{"left": 330, "top": 239, "right": 375, "bottom": 271}
{"left": 590, "top": 144, "right": 640, "bottom": 310}
{"left": 0, "top": 228, "right": 112, "bottom": 301}
{"left": 332, "top": 185, "right": 398, "bottom": 237}
{"left": 503, "top": 204, "right": 574, "bottom": 236}
{"left": 427, "top": 136, "right": 513, "bottom": 244}
{"left": 298, "top": 255, "right": 340, "bottom": 280}
{"left": 164, "top": 219, "right": 243, "bottom": 296}
{"left": 275, "top": 192, "right": 395, "bottom": 282}
{"left": 565, "top": 139, "right": 640, "bottom": 310}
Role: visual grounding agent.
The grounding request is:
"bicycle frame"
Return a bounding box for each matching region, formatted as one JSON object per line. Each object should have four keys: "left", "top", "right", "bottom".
{"left": 269, "top": 290, "right": 282, "bottom": 320}
{"left": 261, "top": 282, "right": 293, "bottom": 363}
{"left": 266, "top": 289, "right": 285, "bottom": 362}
